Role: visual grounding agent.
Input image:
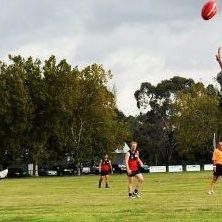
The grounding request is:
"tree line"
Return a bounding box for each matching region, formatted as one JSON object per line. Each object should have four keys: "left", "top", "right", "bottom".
{"left": 1, "top": 54, "right": 222, "bottom": 171}
{"left": 128, "top": 75, "right": 222, "bottom": 166}
{"left": 0, "top": 55, "right": 129, "bottom": 174}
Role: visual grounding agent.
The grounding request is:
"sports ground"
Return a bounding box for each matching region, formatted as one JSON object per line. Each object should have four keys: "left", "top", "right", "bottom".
{"left": 1, "top": 172, "right": 222, "bottom": 222}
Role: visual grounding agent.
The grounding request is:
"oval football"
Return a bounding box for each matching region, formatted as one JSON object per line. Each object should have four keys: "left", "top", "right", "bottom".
{"left": 201, "top": 1, "right": 217, "bottom": 20}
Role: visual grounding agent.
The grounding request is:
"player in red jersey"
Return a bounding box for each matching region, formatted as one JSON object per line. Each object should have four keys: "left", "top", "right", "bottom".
{"left": 98, "top": 154, "right": 112, "bottom": 188}
{"left": 125, "top": 141, "right": 144, "bottom": 198}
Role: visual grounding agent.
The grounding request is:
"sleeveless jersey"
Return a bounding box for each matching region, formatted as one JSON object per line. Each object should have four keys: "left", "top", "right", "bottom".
{"left": 101, "top": 159, "right": 111, "bottom": 172}
{"left": 128, "top": 150, "right": 139, "bottom": 171}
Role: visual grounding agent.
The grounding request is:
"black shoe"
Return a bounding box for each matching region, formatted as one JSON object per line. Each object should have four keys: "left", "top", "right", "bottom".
{"left": 129, "top": 194, "right": 136, "bottom": 199}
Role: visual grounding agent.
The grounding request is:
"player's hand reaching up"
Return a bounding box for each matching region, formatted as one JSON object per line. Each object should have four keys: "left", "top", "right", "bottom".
{"left": 216, "top": 47, "right": 222, "bottom": 70}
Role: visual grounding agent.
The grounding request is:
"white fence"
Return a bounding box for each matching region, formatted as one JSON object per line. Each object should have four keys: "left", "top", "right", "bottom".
{"left": 204, "top": 164, "right": 213, "bottom": 171}
{"left": 186, "top": 165, "right": 201, "bottom": 172}
{"left": 169, "top": 165, "right": 183, "bottom": 172}
{"left": 149, "top": 164, "right": 213, "bottom": 173}
{"left": 149, "top": 166, "right": 166, "bottom": 173}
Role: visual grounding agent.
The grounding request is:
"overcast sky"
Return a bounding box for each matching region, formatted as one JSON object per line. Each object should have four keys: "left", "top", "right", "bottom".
{"left": 0, "top": 0, "right": 222, "bottom": 116}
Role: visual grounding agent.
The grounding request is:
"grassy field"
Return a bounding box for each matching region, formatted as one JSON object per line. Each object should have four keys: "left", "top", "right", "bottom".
{"left": 1, "top": 172, "right": 222, "bottom": 222}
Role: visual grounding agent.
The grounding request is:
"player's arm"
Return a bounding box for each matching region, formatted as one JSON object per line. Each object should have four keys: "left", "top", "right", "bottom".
{"left": 137, "top": 158, "right": 144, "bottom": 167}
{"left": 137, "top": 151, "right": 144, "bottom": 167}
{"left": 125, "top": 152, "right": 131, "bottom": 174}
{"left": 109, "top": 160, "right": 113, "bottom": 174}
{"left": 212, "top": 150, "right": 217, "bottom": 171}
{"left": 216, "top": 47, "right": 222, "bottom": 70}
{"left": 99, "top": 160, "right": 102, "bottom": 173}
{"left": 213, "top": 160, "right": 217, "bottom": 172}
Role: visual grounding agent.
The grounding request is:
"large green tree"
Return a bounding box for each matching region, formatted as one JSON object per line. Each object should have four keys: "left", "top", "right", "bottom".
{"left": 134, "top": 76, "right": 195, "bottom": 166}
{"left": 171, "top": 83, "right": 222, "bottom": 164}
{"left": 0, "top": 55, "right": 129, "bottom": 174}
{"left": 0, "top": 56, "right": 33, "bottom": 166}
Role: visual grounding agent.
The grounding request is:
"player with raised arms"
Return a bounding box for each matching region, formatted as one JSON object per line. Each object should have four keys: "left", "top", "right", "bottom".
{"left": 208, "top": 47, "right": 222, "bottom": 194}
{"left": 125, "top": 141, "right": 144, "bottom": 198}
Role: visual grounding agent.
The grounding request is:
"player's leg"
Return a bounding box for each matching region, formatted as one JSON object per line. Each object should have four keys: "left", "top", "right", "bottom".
{"left": 127, "top": 176, "right": 135, "bottom": 198}
{"left": 105, "top": 174, "right": 110, "bottom": 188}
{"left": 208, "top": 175, "right": 218, "bottom": 194}
{"left": 133, "top": 173, "right": 144, "bottom": 197}
{"left": 208, "top": 164, "right": 222, "bottom": 194}
{"left": 99, "top": 175, "right": 104, "bottom": 188}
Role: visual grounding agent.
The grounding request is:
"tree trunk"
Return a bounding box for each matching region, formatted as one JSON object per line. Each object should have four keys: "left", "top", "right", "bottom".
{"left": 77, "top": 166, "right": 81, "bottom": 176}
{"left": 33, "top": 162, "right": 39, "bottom": 176}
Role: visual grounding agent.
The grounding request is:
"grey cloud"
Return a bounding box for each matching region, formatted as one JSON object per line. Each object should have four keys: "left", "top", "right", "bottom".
{"left": 88, "top": 0, "right": 203, "bottom": 29}
{"left": 0, "top": 0, "right": 221, "bottom": 115}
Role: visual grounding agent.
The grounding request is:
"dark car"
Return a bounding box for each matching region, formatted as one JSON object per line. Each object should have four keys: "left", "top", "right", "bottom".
{"left": 91, "top": 165, "right": 100, "bottom": 174}
{"left": 38, "top": 166, "right": 57, "bottom": 176}
{"left": 139, "top": 164, "right": 150, "bottom": 173}
{"left": 8, "top": 167, "right": 28, "bottom": 178}
{"left": 112, "top": 164, "right": 126, "bottom": 174}
{"left": 56, "top": 164, "right": 78, "bottom": 176}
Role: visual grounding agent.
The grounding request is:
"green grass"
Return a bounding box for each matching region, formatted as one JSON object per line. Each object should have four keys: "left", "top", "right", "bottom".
{"left": 0, "top": 172, "right": 222, "bottom": 222}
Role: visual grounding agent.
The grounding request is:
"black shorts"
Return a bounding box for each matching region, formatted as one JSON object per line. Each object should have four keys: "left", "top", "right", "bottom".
{"left": 214, "top": 164, "right": 222, "bottom": 176}
{"left": 100, "top": 171, "right": 110, "bottom": 176}
{"left": 127, "top": 170, "right": 141, "bottom": 177}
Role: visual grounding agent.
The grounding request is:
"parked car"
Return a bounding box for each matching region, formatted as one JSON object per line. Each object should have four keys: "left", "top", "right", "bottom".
{"left": 38, "top": 166, "right": 57, "bottom": 176}
{"left": 7, "top": 167, "right": 28, "bottom": 178}
{"left": 112, "top": 164, "right": 126, "bottom": 173}
{"left": 91, "top": 165, "right": 100, "bottom": 174}
{"left": 55, "top": 164, "right": 78, "bottom": 176}
{"left": 139, "top": 164, "right": 150, "bottom": 173}
{"left": 0, "top": 169, "right": 8, "bottom": 179}
{"left": 82, "top": 166, "right": 91, "bottom": 174}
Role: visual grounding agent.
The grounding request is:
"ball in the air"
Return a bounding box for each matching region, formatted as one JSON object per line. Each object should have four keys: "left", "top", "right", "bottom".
{"left": 201, "top": 0, "right": 217, "bottom": 20}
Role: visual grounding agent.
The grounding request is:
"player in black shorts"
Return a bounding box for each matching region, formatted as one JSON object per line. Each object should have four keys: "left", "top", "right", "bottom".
{"left": 208, "top": 141, "right": 222, "bottom": 194}
{"left": 125, "top": 141, "right": 144, "bottom": 198}
{"left": 98, "top": 154, "right": 112, "bottom": 188}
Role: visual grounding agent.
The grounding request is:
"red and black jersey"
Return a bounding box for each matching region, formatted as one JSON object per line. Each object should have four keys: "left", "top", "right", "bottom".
{"left": 128, "top": 150, "right": 139, "bottom": 171}
{"left": 101, "top": 159, "right": 111, "bottom": 172}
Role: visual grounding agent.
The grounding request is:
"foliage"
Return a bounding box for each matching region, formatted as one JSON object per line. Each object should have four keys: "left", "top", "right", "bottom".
{"left": 172, "top": 82, "right": 222, "bottom": 163}
{"left": 133, "top": 77, "right": 221, "bottom": 165}
{"left": 0, "top": 55, "right": 129, "bottom": 171}
{"left": 133, "top": 76, "right": 194, "bottom": 165}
